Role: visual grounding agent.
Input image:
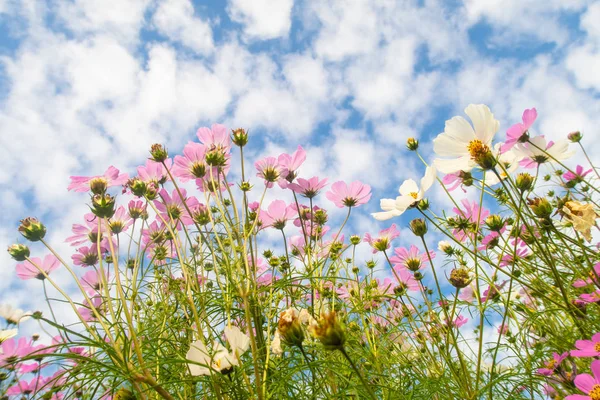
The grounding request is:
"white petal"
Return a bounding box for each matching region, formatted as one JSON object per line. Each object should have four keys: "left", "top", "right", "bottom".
{"left": 434, "top": 156, "right": 474, "bottom": 174}
{"left": 398, "top": 179, "right": 419, "bottom": 196}
{"left": 465, "top": 104, "right": 498, "bottom": 144}
{"left": 225, "top": 326, "right": 250, "bottom": 355}
{"left": 395, "top": 195, "right": 415, "bottom": 210}
{"left": 379, "top": 198, "right": 397, "bottom": 211}
{"left": 420, "top": 166, "right": 437, "bottom": 193}
{"left": 442, "top": 115, "right": 476, "bottom": 143}
{"left": 372, "top": 210, "right": 402, "bottom": 221}
{"left": 433, "top": 132, "right": 470, "bottom": 157}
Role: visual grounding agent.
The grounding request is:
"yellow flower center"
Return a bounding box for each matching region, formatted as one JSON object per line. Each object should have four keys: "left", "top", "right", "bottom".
{"left": 409, "top": 192, "right": 418, "bottom": 199}
{"left": 545, "top": 359, "right": 556, "bottom": 369}
{"left": 467, "top": 140, "right": 490, "bottom": 160}
{"left": 595, "top": 342, "right": 600, "bottom": 352}
{"left": 590, "top": 384, "right": 600, "bottom": 400}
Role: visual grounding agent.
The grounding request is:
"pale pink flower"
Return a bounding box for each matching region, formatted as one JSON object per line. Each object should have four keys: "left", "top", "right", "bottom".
{"left": 137, "top": 159, "right": 172, "bottom": 184}
{"left": 288, "top": 176, "right": 328, "bottom": 198}
{"left": 65, "top": 213, "right": 107, "bottom": 247}
{"left": 260, "top": 200, "right": 297, "bottom": 230}
{"left": 6, "top": 377, "right": 41, "bottom": 396}
{"left": 77, "top": 296, "right": 103, "bottom": 322}
{"left": 0, "top": 337, "right": 31, "bottom": 367}
{"left": 452, "top": 199, "right": 490, "bottom": 242}
{"left": 255, "top": 157, "right": 286, "bottom": 188}
{"left": 196, "top": 124, "right": 231, "bottom": 152}
{"left": 389, "top": 245, "right": 435, "bottom": 271}
{"left": 326, "top": 181, "right": 371, "bottom": 208}
{"left": 68, "top": 166, "right": 129, "bottom": 193}
{"left": 154, "top": 188, "right": 199, "bottom": 228}
{"left": 277, "top": 145, "right": 307, "bottom": 187}
{"left": 80, "top": 270, "right": 107, "bottom": 295}
{"left": 72, "top": 245, "right": 101, "bottom": 267}
{"left": 393, "top": 268, "right": 419, "bottom": 292}
{"left": 442, "top": 171, "right": 470, "bottom": 192}
{"left": 172, "top": 142, "right": 208, "bottom": 182}
{"left": 515, "top": 136, "right": 574, "bottom": 168}
{"left": 141, "top": 220, "right": 167, "bottom": 250}
{"left": 16, "top": 255, "right": 60, "bottom": 280}
{"left": 128, "top": 200, "right": 147, "bottom": 219}
{"left": 501, "top": 108, "right": 537, "bottom": 153}
{"left": 108, "top": 205, "right": 133, "bottom": 234}
{"left": 363, "top": 224, "right": 400, "bottom": 253}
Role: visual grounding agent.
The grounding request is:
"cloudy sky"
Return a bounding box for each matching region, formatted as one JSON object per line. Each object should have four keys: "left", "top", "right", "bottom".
{"left": 1, "top": 0, "right": 599, "bottom": 320}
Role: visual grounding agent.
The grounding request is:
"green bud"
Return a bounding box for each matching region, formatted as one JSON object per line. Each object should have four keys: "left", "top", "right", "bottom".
{"left": 528, "top": 198, "right": 553, "bottom": 219}
{"left": 449, "top": 267, "right": 472, "bottom": 289}
{"left": 240, "top": 181, "right": 252, "bottom": 192}
{"left": 149, "top": 143, "right": 169, "bottom": 162}
{"left": 18, "top": 217, "right": 46, "bottom": 242}
{"left": 91, "top": 194, "right": 116, "bottom": 218}
{"left": 232, "top": 128, "right": 249, "bottom": 147}
{"left": 568, "top": 131, "right": 582, "bottom": 143}
{"left": 349, "top": 235, "right": 362, "bottom": 245}
{"left": 409, "top": 218, "right": 428, "bottom": 237}
{"left": 406, "top": 138, "right": 419, "bottom": 151}
{"left": 515, "top": 173, "right": 534, "bottom": 192}
{"left": 485, "top": 215, "right": 504, "bottom": 232}
{"left": 309, "top": 312, "right": 346, "bottom": 351}
{"left": 7, "top": 244, "right": 30, "bottom": 261}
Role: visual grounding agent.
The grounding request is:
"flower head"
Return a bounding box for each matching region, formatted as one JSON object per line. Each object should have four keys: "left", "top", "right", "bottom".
{"left": 566, "top": 359, "right": 600, "bottom": 400}
{"left": 68, "top": 166, "right": 129, "bottom": 194}
{"left": 514, "top": 136, "right": 574, "bottom": 168}
{"left": 288, "top": 176, "right": 328, "bottom": 199}
{"left": 16, "top": 255, "right": 60, "bottom": 280}
{"left": 260, "top": 200, "right": 297, "bottom": 230}
{"left": 326, "top": 181, "right": 371, "bottom": 208}
{"left": 572, "top": 333, "right": 600, "bottom": 358}
{"left": 433, "top": 104, "right": 499, "bottom": 174}
{"left": 278, "top": 146, "right": 306, "bottom": 187}
{"left": 363, "top": 224, "right": 400, "bottom": 253}
{"left": 390, "top": 245, "right": 435, "bottom": 272}
{"left": 255, "top": 157, "right": 286, "bottom": 188}
{"left": 501, "top": 108, "right": 537, "bottom": 153}
{"left": 172, "top": 142, "right": 208, "bottom": 182}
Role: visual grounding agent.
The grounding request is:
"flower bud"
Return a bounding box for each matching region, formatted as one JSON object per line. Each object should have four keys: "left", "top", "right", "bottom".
{"left": 309, "top": 312, "right": 346, "bottom": 351}
{"left": 366, "top": 260, "right": 376, "bottom": 269}
{"left": 91, "top": 194, "right": 116, "bottom": 218}
{"left": 127, "top": 178, "right": 147, "bottom": 198}
{"left": 89, "top": 177, "right": 108, "bottom": 195}
{"left": 278, "top": 309, "right": 305, "bottom": 347}
{"left": 449, "top": 267, "right": 472, "bottom": 288}
{"left": 7, "top": 244, "right": 30, "bottom": 261}
{"left": 515, "top": 173, "right": 534, "bottom": 192}
{"left": 350, "top": 235, "right": 361, "bottom": 245}
{"left": 406, "top": 138, "right": 419, "bottom": 151}
{"left": 114, "top": 388, "right": 136, "bottom": 400}
{"left": 149, "top": 143, "right": 168, "bottom": 162}
{"left": 417, "top": 198, "right": 429, "bottom": 211}
{"left": 232, "top": 128, "right": 249, "bottom": 147}
{"left": 409, "top": 218, "right": 428, "bottom": 237}
{"left": 18, "top": 217, "right": 46, "bottom": 242}
{"left": 528, "top": 198, "right": 553, "bottom": 219}
{"left": 438, "top": 241, "right": 453, "bottom": 255}
{"left": 239, "top": 181, "right": 252, "bottom": 192}
{"left": 568, "top": 131, "right": 582, "bottom": 143}
{"left": 485, "top": 215, "right": 505, "bottom": 232}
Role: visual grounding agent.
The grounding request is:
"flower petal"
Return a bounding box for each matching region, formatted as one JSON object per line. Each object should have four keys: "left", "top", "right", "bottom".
{"left": 465, "top": 104, "right": 498, "bottom": 144}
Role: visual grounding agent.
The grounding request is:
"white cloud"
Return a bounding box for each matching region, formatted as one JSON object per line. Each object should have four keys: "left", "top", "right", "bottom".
{"left": 565, "top": 3, "right": 600, "bottom": 92}
{"left": 227, "top": 0, "right": 294, "bottom": 41}
{"left": 152, "top": 0, "right": 214, "bottom": 54}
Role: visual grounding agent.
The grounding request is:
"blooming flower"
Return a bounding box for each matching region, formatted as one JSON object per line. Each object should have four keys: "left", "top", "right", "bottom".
{"left": 326, "top": 181, "right": 371, "bottom": 208}
{"left": 537, "top": 352, "right": 569, "bottom": 376}
{"left": 196, "top": 124, "right": 231, "bottom": 154}
{"left": 566, "top": 359, "right": 600, "bottom": 400}
{"left": 16, "top": 255, "right": 60, "bottom": 280}
{"left": 108, "top": 206, "right": 134, "bottom": 234}
{"left": 136, "top": 159, "right": 172, "bottom": 185}
{"left": 572, "top": 333, "right": 600, "bottom": 358}
{"left": 372, "top": 166, "right": 436, "bottom": 221}
{"left": 172, "top": 142, "right": 208, "bottom": 182}
{"left": 392, "top": 268, "right": 419, "bottom": 293}
{"left": 564, "top": 165, "right": 593, "bottom": 184}
{"left": 72, "top": 245, "right": 102, "bottom": 267}
{"left": 514, "top": 136, "right": 574, "bottom": 168}
{"left": 186, "top": 326, "right": 250, "bottom": 376}
{"left": 65, "top": 213, "right": 108, "bottom": 247}
{"left": 501, "top": 108, "right": 537, "bottom": 153}
{"left": 154, "top": 188, "right": 199, "bottom": 228}
{"left": 255, "top": 157, "right": 286, "bottom": 188}
{"left": 68, "top": 166, "right": 129, "bottom": 193}
{"left": 451, "top": 199, "right": 490, "bottom": 242}
{"left": 389, "top": 245, "right": 435, "bottom": 272}
{"left": 278, "top": 146, "right": 307, "bottom": 188}
{"left": 288, "top": 176, "right": 328, "bottom": 198}
{"left": 0, "top": 329, "right": 18, "bottom": 344}
{"left": 0, "top": 304, "right": 31, "bottom": 325}
{"left": 363, "top": 224, "right": 400, "bottom": 253}
{"left": 433, "top": 104, "right": 499, "bottom": 174}
{"left": 260, "top": 200, "right": 297, "bottom": 230}
{"left": 562, "top": 200, "right": 599, "bottom": 242}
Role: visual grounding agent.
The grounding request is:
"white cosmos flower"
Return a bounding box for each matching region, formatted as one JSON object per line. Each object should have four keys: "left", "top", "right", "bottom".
{"left": 372, "top": 166, "right": 436, "bottom": 221}
{"left": 0, "top": 304, "right": 32, "bottom": 325}
{"left": 433, "top": 104, "right": 499, "bottom": 174}
{"left": 513, "top": 136, "right": 574, "bottom": 167}
{"left": 186, "top": 326, "right": 250, "bottom": 376}
{"left": 0, "top": 328, "right": 18, "bottom": 343}
{"left": 271, "top": 331, "right": 283, "bottom": 356}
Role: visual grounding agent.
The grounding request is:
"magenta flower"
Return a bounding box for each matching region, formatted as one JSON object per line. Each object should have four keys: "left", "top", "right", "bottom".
{"left": 277, "top": 145, "right": 307, "bottom": 187}
{"left": 196, "top": 124, "right": 231, "bottom": 153}
{"left": 260, "top": 200, "right": 297, "bottom": 230}
{"left": 564, "top": 165, "right": 593, "bottom": 183}
{"left": 537, "top": 352, "right": 569, "bottom": 376}
{"left": 6, "top": 377, "right": 41, "bottom": 396}
{"left": 566, "top": 359, "right": 600, "bottom": 400}
{"left": 572, "top": 333, "right": 600, "bottom": 358}
{"left": 392, "top": 268, "right": 419, "bottom": 292}
{"left": 172, "top": 142, "right": 208, "bottom": 182}
{"left": 326, "top": 181, "right": 371, "bottom": 208}
{"left": 72, "top": 245, "right": 102, "bottom": 267}
{"left": 154, "top": 188, "right": 199, "bottom": 228}
{"left": 16, "top": 254, "right": 60, "bottom": 280}
{"left": 442, "top": 171, "right": 470, "bottom": 193}
{"left": 288, "top": 176, "right": 328, "bottom": 198}
{"left": 450, "top": 315, "right": 468, "bottom": 328}
{"left": 481, "top": 281, "right": 506, "bottom": 302}
{"left": 501, "top": 107, "right": 537, "bottom": 153}
{"left": 389, "top": 245, "right": 435, "bottom": 271}
{"left": 255, "top": 157, "right": 286, "bottom": 188}
{"left": 579, "top": 290, "right": 600, "bottom": 304}
{"left": 573, "top": 264, "right": 600, "bottom": 288}
{"left": 499, "top": 247, "right": 530, "bottom": 267}
{"left": 68, "top": 166, "right": 129, "bottom": 193}
{"left": 363, "top": 224, "right": 400, "bottom": 253}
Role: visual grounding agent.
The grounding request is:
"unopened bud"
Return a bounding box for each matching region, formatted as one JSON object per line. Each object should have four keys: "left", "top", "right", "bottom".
{"left": 485, "top": 215, "right": 505, "bottom": 232}
{"left": 278, "top": 309, "right": 305, "bottom": 347}
{"left": 409, "top": 218, "right": 428, "bottom": 237}
{"left": 7, "top": 244, "right": 30, "bottom": 261}
{"left": 528, "top": 198, "right": 553, "bottom": 219}
{"left": 91, "top": 194, "right": 116, "bottom": 218}
{"left": 18, "top": 217, "right": 46, "bottom": 242}
{"left": 515, "top": 173, "right": 534, "bottom": 192}
{"left": 232, "top": 128, "right": 249, "bottom": 147}
{"left": 406, "top": 138, "right": 419, "bottom": 151}
{"left": 568, "top": 131, "right": 582, "bottom": 143}
{"left": 149, "top": 144, "right": 168, "bottom": 162}
{"left": 309, "top": 312, "right": 346, "bottom": 351}
{"left": 350, "top": 235, "right": 361, "bottom": 245}
{"left": 449, "top": 267, "right": 472, "bottom": 289}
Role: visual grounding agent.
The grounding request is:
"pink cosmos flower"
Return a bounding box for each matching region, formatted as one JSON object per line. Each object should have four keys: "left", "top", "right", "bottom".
{"left": 449, "top": 315, "right": 468, "bottom": 328}
{"left": 154, "top": 188, "right": 199, "bottom": 228}
{"left": 16, "top": 255, "right": 60, "bottom": 280}
{"left": 128, "top": 200, "right": 147, "bottom": 219}
{"left": 393, "top": 268, "right": 419, "bottom": 292}
{"left": 459, "top": 285, "right": 475, "bottom": 302}
{"left": 566, "top": 359, "right": 600, "bottom": 400}
{"left": 572, "top": 333, "right": 600, "bottom": 358}
{"left": 499, "top": 247, "right": 530, "bottom": 267}
{"left": 452, "top": 199, "right": 490, "bottom": 242}
{"left": 195, "top": 175, "right": 233, "bottom": 193}
{"left": 481, "top": 281, "right": 507, "bottom": 302}
{"left": 68, "top": 166, "right": 129, "bottom": 193}
{"left": 141, "top": 220, "right": 167, "bottom": 250}
{"left": 574, "top": 263, "right": 600, "bottom": 288}
{"left": 288, "top": 176, "right": 328, "bottom": 198}
{"left": 564, "top": 165, "right": 593, "bottom": 183}
{"left": 277, "top": 146, "right": 307, "bottom": 188}
{"left": 80, "top": 270, "right": 107, "bottom": 295}
{"left": 72, "top": 245, "right": 102, "bottom": 267}
{"left": 172, "top": 142, "right": 208, "bottom": 182}
{"left": 0, "top": 337, "right": 31, "bottom": 367}
{"left": 497, "top": 323, "right": 509, "bottom": 335}
{"left": 65, "top": 213, "right": 107, "bottom": 247}
{"left": 108, "top": 205, "right": 133, "bottom": 234}
{"left": 501, "top": 108, "right": 537, "bottom": 153}
{"left": 580, "top": 290, "right": 600, "bottom": 304}
{"left": 255, "top": 157, "right": 286, "bottom": 188}
{"left": 363, "top": 224, "right": 400, "bottom": 253}
{"left": 326, "top": 181, "right": 371, "bottom": 208}
{"left": 196, "top": 124, "right": 231, "bottom": 153}
{"left": 77, "top": 296, "right": 103, "bottom": 322}
{"left": 6, "top": 377, "right": 42, "bottom": 396}
{"left": 389, "top": 245, "right": 435, "bottom": 271}
{"left": 538, "top": 352, "right": 569, "bottom": 376}
{"left": 260, "top": 200, "right": 297, "bottom": 230}
{"left": 137, "top": 159, "right": 172, "bottom": 184}
{"left": 442, "top": 171, "right": 469, "bottom": 193}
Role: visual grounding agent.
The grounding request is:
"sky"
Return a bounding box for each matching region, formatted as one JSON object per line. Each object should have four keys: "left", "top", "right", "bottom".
{"left": 0, "top": 0, "right": 600, "bottom": 330}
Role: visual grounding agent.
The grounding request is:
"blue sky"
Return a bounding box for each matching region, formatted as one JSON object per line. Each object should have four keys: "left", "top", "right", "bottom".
{"left": 0, "top": 0, "right": 600, "bottom": 327}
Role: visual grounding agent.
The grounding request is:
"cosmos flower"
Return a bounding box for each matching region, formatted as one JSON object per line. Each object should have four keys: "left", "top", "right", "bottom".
{"left": 260, "top": 200, "right": 297, "bottom": 230}
{"left": 186, "top": 326, "right": 250, "bottom": 376}
{"left": 326, "top": 181, "right": 371, "bottom": 208}
{"left": 288, "top": 176, "right": 328, "bottom": 198}
{"left": 433, "top": 104, "right": 499, "bottom": 174}
{"left": 501, "top": 108, "right": 537, "bottom": 153}
{"left": 16, "top": 255, "right": 60, "bottom": 280}
{"left": 172, "top": 142, "right": 208, "bottom": 182}
{"left": 68, "top": 166, "right": 129, "bottom": 193}
{"left": 514, "top": 136, "right": 574, "bottom": 168}
{"left": 0, "top": 304, "right": 32, "bottom": 325}
{"left": 278, "top": 146, "right": 307, "bottom": 188}
{"left": 372, "top": 166, "right": 436, "bottom": 221}
{"left": 363, "top": 224, "right": 400, "bottom": 253}
{"left": 566, "top": 359, "right": 600, "bottom": 400}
